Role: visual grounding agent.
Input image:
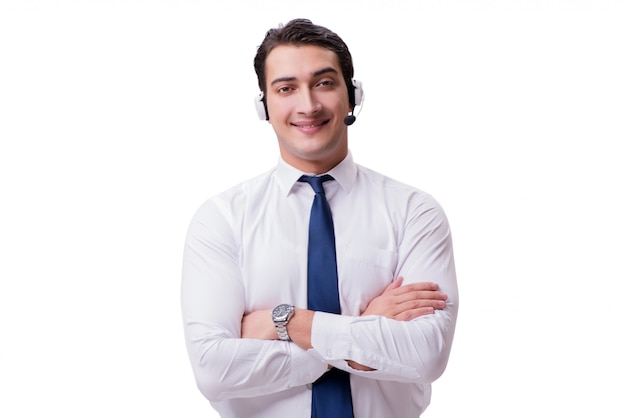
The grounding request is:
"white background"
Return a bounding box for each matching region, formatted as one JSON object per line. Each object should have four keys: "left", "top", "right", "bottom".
{"left": 1, "top": 1, "right": 625, "bottom": 416}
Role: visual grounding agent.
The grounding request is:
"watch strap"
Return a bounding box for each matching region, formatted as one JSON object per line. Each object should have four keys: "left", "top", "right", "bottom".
{"left": 275, "top": 323, "right": 290, "bottom": 341}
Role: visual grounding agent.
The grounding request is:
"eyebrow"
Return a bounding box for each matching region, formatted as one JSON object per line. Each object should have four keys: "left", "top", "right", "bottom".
{"left": 270, "top": 67, "right": 339, "bottom": 86}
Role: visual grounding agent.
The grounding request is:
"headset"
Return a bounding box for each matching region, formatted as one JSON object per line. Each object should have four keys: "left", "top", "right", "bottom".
{"left": 254, "top": 79, "right": 364, "bottom": 126}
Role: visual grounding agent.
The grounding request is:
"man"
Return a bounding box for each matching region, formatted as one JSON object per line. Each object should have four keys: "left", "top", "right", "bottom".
{"left": 181, "top": 19, "right": 458, "bottom": 418}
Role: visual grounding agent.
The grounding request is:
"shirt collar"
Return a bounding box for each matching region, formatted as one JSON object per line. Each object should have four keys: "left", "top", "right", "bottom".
{"left": 275, "top": 152, "right": 358, "bottom": 197}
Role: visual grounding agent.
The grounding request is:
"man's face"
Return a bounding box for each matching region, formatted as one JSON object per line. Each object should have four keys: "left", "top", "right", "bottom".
{"left": 264, "top": 44, "right": 352, "bottom": 174}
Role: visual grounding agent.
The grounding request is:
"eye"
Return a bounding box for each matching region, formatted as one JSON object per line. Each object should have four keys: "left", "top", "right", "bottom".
{"left": 277, "top": 86, "right": 294, "bottom": 94}
{"left": 317, "top": 79, "right": 335, "bottom": 88}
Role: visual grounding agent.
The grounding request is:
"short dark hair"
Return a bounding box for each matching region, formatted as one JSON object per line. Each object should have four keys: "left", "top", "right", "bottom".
{"left": 253, "top": 19, "right": 356, "bottom": 107}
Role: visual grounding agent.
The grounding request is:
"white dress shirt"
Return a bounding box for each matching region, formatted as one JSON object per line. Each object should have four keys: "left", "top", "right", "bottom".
{"left": 181, "top": 152, "right": 458, "bottom": 418}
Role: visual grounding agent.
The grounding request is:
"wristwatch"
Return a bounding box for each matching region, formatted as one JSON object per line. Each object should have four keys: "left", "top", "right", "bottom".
{"left": 272, "top": 304, "right": 295, "bottom": 341}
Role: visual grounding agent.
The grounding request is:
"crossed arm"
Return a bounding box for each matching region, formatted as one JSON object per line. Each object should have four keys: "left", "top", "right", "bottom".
{"left": 241, "top": 277, "right": 448, "bottom": 371}
{"left": 183, "top": 192, "right": 457, "bottom": 401}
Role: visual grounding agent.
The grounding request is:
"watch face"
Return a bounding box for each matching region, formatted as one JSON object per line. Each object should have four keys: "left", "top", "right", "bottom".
{"left": 273, "top": 304, "right": 290, "bottom": 318}
{"left": 272, "top": 304, "right": 289, "bottom": 317}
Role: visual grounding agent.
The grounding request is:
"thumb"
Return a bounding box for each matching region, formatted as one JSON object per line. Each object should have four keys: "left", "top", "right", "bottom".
{"left": 382, "top": 276, "right": 404, "bottom": 293}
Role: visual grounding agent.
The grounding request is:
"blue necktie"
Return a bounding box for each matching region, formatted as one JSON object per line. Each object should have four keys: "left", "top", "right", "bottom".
{"left": 299, "top": 175, "right": 354, "bottom": 418}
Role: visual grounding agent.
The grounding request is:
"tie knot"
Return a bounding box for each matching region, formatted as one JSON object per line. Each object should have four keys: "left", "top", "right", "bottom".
{"left": 299, "top": 174, "right": 334, "bottom": 194}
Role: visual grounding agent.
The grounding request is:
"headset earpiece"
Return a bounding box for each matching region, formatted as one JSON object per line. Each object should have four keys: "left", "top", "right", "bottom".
{"left": 344, "top": 79, "right": 364, "bottom": 126}
{"left": 255, "top": 92, "right": 268, "bottom": 121}
{"left": 352, "top": 79, "right": 364, "bottom": 107}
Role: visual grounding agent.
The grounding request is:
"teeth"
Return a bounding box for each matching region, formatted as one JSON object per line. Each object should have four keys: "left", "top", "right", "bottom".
{"left": 299, "top": 122, "right": 323, "bottom": 128}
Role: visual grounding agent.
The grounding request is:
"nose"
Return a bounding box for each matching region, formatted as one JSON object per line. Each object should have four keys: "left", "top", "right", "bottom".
{"left": 296, "top": 89, "right": 322, "bottom": 116}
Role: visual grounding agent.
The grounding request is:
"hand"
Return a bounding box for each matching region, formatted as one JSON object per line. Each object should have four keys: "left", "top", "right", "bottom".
{"left": 346, "top": 278, "right": 447, "bottom": 372}
{"left": 241, "top": 309, "right": 277, "bottom": 340}
{"left": 362, "top": 277, "right": 447, "bottom": 321}
{"left": 347, "top": 360, "right": 375, "bottom": 371}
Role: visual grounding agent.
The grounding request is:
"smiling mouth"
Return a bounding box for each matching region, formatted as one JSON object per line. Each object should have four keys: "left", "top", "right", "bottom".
{"left": 292, "top": 120, "right": 329, "bottom": 129}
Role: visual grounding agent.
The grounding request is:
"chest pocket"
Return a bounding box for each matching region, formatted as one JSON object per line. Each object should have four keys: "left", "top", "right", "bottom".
{"left": 337, "top": 246, "right": 398, "bottom": 316}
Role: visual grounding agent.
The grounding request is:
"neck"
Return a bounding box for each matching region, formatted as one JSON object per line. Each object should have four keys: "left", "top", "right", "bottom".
{"left": 284, "top": 153, "right": 346, "bottom": 175}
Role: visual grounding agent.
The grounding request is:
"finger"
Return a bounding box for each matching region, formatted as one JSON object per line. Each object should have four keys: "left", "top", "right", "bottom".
{"left": 412, "top": 290, "right": 447, "bottom": 301}
{"left": 399, "top": 281, "right": 440, "bottom": 292}
{"left": 397, "top": 298, "right": 446, "bottom": 312}
{"left": 389, "top": 283, "right": 440, "bottom": 298}
{"left": 373, "top": 296, "right": 445, "bottom": 319}
{"left": 389, "top": 290, "right": 448, "bottom": 305}
{"left": 394, "top": 307, "right": 435, "bottom": 321}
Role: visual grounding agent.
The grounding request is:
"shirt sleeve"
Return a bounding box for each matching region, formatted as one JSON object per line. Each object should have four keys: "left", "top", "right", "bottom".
{"left": 310, "top": 193, "right": 458, "bottom": 383}
{"left": 181, "top": 199, "right": 328, "bottom": 402}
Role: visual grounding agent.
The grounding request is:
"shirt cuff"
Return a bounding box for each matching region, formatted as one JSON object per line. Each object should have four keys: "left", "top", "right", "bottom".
{"left": 288, "top": 343, "right": 330, "bottom": 387}
{"left": 310, "top": 311, "right": 354, "bottom": 361}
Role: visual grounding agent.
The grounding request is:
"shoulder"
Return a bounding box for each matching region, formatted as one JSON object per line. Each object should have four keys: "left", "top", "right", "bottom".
{"left": 355, "top": 164, "right": 435, "bottom": 200}
{"left": 191, "top": 168, "right": 275, "bottom": 222}
{"left": 354, "top": 163, "right": 448, "bottom": 221}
